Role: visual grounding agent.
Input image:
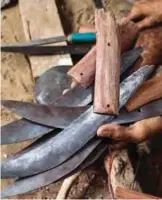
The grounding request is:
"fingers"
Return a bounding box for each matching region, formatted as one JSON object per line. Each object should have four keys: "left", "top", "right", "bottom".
{"left": 97, "top": 124, "right": 129, "bottom": 141}
{"left": 136, "top": 16, "right": 155, "bottom": 29}
{"left": 126, "top": 6, "right": 143, "bottom": 21}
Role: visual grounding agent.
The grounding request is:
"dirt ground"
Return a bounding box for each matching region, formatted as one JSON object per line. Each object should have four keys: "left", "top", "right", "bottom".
{"left": 1, "top": 0, "right": 162, "bottom": 199}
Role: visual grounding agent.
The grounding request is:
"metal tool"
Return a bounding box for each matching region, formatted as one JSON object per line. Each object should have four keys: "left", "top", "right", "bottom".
{"left": 1, "top": 140, "right": 107, "bottom": 198}
{"left": 1, "top": 101, "right": 90, "bottom": 128}
{"left": 1, "top": 33, "right": 96, "bottom": 48}
{"left": 1, "top": 45, "right": 92, "bottom": 55}
{"left": 1, "top": 65, "right": 154, "bottom": 178}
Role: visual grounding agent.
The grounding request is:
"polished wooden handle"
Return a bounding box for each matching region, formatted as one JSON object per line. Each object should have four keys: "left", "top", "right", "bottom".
{"left": 126, "top": 73, "right": 162, "bottom": 111}
{"left": 94, "top": 9, "right": 120, "bottom": 115}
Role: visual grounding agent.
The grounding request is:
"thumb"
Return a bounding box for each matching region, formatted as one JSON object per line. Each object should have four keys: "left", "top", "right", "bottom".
{"left": 97, "top": 124, "right": 128, "bottom": 140}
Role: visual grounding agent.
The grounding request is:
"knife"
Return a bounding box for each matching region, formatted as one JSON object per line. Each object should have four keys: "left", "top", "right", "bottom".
{"left": 1, "top": 45, "right": 92, "bottom": 55}
{"left": 1, "top": 65, "right": 154, "bottom": 178}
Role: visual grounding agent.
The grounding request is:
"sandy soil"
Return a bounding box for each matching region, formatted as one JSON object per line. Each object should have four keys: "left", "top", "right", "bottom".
{"left": 1, "top": 0, "right": 162, "bottom": 199}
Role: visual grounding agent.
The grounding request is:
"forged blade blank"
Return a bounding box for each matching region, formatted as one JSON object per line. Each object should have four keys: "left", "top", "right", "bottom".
{"left": 1, "top": 101, "right": 90, "bottom": 129}
{"left": 1, "top": 65, "right": 154, "bottom": 178}
{"left": 1, "top": 119, "right": 54, "bottom": 144}
{"left": 1, "top": 139, "right": 102, "bottom": 197}
{"left": 111, "top": 99, "right": 162, "bottom": 125}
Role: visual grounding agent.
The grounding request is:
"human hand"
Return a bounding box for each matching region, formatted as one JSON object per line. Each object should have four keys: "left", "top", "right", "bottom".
{"left": 126, "top": 0, "right": 162, "bottom": 30}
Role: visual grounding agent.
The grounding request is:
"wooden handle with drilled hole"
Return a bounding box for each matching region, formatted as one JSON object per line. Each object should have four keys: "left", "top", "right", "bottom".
{"left": 94, "top": 9, "right": 120, "bottom": 114}
{"left": 68, "top": 21, "right": 139, "bottom": 89}
{"left": 126, "top": 73, "right": 162, "bottom": 111}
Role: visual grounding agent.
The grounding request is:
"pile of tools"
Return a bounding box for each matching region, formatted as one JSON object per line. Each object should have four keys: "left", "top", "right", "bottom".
{"left": 1, "top": 3, "right": 162, "bottom": 199}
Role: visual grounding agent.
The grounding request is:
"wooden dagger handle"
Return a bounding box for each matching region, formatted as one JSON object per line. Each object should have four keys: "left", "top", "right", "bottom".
{"left": 116, "top": 187, "right": 158, "bottom": 199}
{"left": 126, "top": 73, "right": 162, "bottom": 111}
{"left": 94, "top": 9, "right": 120, "bottom": 115}
{"left": 68, "top": 20, "right": 139, "bottom": 89}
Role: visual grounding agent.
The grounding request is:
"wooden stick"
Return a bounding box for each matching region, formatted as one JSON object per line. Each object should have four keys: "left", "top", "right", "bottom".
{"left": 56, "top": 172, "right": 81, "bottom": 199}
{"left": 116, "top": 187, "right": 158, "bottom": 199}
{"left": 94, "top": 9, "right": 120, "bottom": 114}
{"left": 126, "top": 73, "right": 162, "bottom": 111}
{"left": 68, "top": 20, "right": 138, "bottom": 89}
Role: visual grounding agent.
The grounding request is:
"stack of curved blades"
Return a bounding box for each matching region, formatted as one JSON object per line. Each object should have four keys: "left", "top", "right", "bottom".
{"left": 1, "top": 48, "right": 161, "bottom": 197}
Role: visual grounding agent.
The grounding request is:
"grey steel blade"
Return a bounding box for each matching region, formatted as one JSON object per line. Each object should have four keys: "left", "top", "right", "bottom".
{"left": 1, "top": 119, "right": 54, "bottom": 144}
{"left": 35, "top": 65, "right": 92, "bottom": 106}
{"left": 2, "top": 99, "right": 161, "bottom": 145}
{"left": 53, "top": 47, "right": 143, "bottom": 106}
{"left": 1, "top": 45, "right": 92, "bottom": 55}
{"left": 1, "top": 65, "right": 154, "bottom": 178}
{"left": 110, "top": 98, "right": 162, "bottom": 125}
{"left": 1, "top": 101, "right": 90, "bottom": 129}
{"left": 1, "top": 139, "right": 106, "bottom": 198}
{"left": 1, "top": 35, "right": 67, "bottom": 47}
{"left": 35, "top": 65, "right": 72, "bottom": 105}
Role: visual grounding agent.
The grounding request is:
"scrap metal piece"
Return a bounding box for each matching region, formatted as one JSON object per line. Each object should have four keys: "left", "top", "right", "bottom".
{"left": 1, "top": 45, "right": 92, "bottom": 55}
{"left": 1, "top": 65, "right": 154, "bottom": 178}
{"left": 1, "top": 119, "right": 54, "bottom": 144}
{"left": 1, "top": 140, "right": 107, "bottom": 198}
{"left": 1, "top": 101, "right": 90, "bottom": 129}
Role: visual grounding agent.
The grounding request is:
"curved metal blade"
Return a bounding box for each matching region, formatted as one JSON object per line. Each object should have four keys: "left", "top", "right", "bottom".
{"left": 35, "top": 65, "right": 72, "bottom": 105}
{"left": 1, "top": 101, "right": 90, "bottom": 129}
{"left": 35, "top": 65, "right": 92, "bottom": 106}
{"left": 1, "top": 65, "right": 154, "bottom": 178}
{"left": 1, "top": 139, "right": 106, "bottom": 198}
{"left": 111, "top": 98, "right": 162, "bottom": 124}
{"left": 1, "top": 119, "right": 54, "bottom": 144}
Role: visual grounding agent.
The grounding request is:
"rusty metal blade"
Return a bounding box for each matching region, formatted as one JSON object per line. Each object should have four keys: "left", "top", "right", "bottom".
{"left": 1, "top": 65, "right": 154, "bottom": 178}
{"left": 111, "top": 98, "right": 162, "bottom": 125}
{"left": 1, "top": 119, "right": 54, "bottom": 144}
{"left": 1, "top": 139, "right": 107, "bottom": 198}
{"left": 1, "top": 101, "right": 90, "bottom": 128}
